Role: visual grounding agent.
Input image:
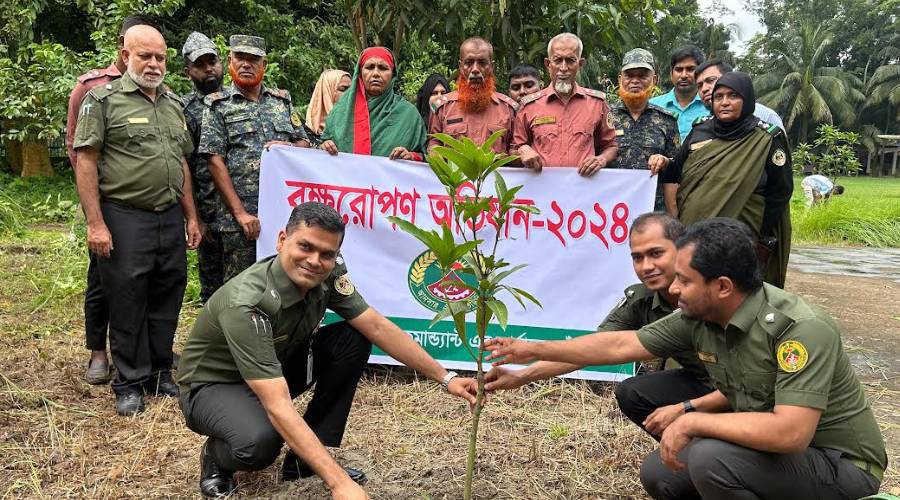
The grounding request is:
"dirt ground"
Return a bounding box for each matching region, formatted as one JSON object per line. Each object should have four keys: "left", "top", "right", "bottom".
{"left": 1, "top": 240, "right": 898, "bottom": 498}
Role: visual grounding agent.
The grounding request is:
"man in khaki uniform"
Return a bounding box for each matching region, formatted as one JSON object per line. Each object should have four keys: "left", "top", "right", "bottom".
{"left": 486, "top": 213, "right": 716, "bottom": 440}
{"left": 428, "top": 37, "right": 518, "bottom": 154}
{"left": 178, "top": 203, "right": 479, "bottom": 499}
{"left": 485, "top": 218, "right": 886, "bottom": 499}
{"left": 74, "top": 24, "right": 201, "bottom": 416}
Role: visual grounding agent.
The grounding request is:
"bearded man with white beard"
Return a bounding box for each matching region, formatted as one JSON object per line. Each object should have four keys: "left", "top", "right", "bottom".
{"left": 511, "top": 32, "right": 618, "bottom": 176}
{"left": 73, "top": 24, "right": 202, "bottom": 416}
{"left": 607, "top": 48, "right": 681, "bottom": 211}
{"left": 199, "top": 35, "right": 311, "bottom": 283}
{"left": 427, "top": 37, "right": 519, "bottom": 154}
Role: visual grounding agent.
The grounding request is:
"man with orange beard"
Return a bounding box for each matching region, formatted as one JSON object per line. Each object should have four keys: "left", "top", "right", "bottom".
{"left": 427, "top": 37, "right": 518, "bottom": 154}
{"left": 609, "top": 49, "right": 680, "bottom": 210}
{"left": 200, "top": 35, "right": 311, "bottom": 282}
{"left": 512, "top": 33, "right": 618, "bottom": 175}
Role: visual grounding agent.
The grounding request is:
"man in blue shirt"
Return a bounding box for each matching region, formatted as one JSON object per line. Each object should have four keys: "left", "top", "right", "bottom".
{"left": 801, "top": 170, "right": 845, "bottom": 206}
{"left": 649, "top": 46, "right": 707, "bottom": 139}
{"left": 694, "top": 59, "right": 786, "bottom": 132}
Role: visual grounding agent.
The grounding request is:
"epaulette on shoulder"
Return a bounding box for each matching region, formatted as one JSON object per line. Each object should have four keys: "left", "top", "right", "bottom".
{"left": 583, "top": 88, "right": 606, "bottom": 100}
{"left": 204, "top": 91, "right": 228, "bottom": 106}
{"left": 271, "top": 88, "right": 291, "bottom": 101}
{"left": 77, "top": 68, "right": 107, "bottom": 84}
{"left": 757, "top": 306, "right": 796, "bottom": 339}
{"left": 86, "top": 81, "right": 119, "bottom": 101}
{"left": 692, "top": 115, "right": 713, "bottom": 127}
{"left": 519, "top": 89, "right": 546, "bottom": 107}
{"left": 495, "top": 92, "right": 519, "bottom": 111}
{"left": 623, "top": 283, "right": 651, "bottom": 303}
{"left": 163, "top": 89, "right": 182, "bottom": 103}
{"left": 648, "top": 103, "right": 677, "bottom": 119}
{"left": 757, "top": 120, "right": 781, "bottom": 136}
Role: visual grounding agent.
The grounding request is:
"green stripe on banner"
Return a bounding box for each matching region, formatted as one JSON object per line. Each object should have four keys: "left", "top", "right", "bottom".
{"left": 324, "top": 312, "right": 634, "bottom": 376}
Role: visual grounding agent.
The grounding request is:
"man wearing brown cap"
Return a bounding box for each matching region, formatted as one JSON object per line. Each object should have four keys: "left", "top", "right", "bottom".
{"left": 199, "top": 35, "right": 310, "bottom": 282}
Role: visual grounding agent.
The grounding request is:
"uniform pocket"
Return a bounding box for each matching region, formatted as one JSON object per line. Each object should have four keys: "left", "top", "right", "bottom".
{"left": 742, "top": 371, "right": 776, "bottom": 411}
{"left": 225, "top": 114, "right": 256, "bottom": 139}
{"left": 126, "top": 124, "right": 160, "bottom": 155}
{"left": 446, "top": 119, "right": 468, "bottom": 138}
{"left": 273, "top": 119, "right": 294, "bottom": 141}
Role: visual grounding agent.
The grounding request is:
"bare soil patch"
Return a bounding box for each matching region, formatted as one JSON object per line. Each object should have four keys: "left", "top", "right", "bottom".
{"left": 1, "top": 248, "right": 898, "bottom": 498}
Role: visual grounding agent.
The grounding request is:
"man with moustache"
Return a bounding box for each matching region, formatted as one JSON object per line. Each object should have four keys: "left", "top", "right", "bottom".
{"left": 507, "top": 64, "right": 543, "bottom": 103}
{"left": 694, "top": 59, "right": 785, "bottom": 132}
{"left": 73, "top": 24, "right": 202, "bottom": 415}
{"left": 485, "top": 213, "right": 718, "bottom": 441}
{"left": 649, "top": 46, "right": 708, "bottom": 140}
{"left": 428, "top": 37, "right": 518, "bottom": 154}
{"left": 609, "top": 49, "right": 680, "bottom": 211}
{"left": 200, "top": 35, "right": 310, "bottom": 282}
{"left": 66, "top": 15, "right": 156, "bottom": 385}
{"left": 484, "top": 218, "right": 886, "bottom": 500}
{"left": 511, "top": 33, "right": 618, "bottom": 175}
{"left": 181, "top": 32, "right": 225, "bottom": 302}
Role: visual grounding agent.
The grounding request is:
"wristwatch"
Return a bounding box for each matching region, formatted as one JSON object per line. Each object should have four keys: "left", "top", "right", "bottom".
{"left": 682, "top": 400, "right": 696, "bottom": 413}
{"left": 441, "top": 371, "right": 459, "bottom": 392}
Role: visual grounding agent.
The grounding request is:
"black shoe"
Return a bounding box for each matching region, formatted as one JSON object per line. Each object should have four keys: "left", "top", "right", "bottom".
{"left": 85, "top": 356, "right": 112, "bottom": 385}
{"left": 281, "top": 451, "right": 367, "bottom": 484}
{"left": 115, "top": 392, "right": 145, "bottom": 416}
{"left": 200, "top": 441, "right": 236, "bottom": 498}
{"left": 146, "top": 372, "right": 180, "bottom": 397}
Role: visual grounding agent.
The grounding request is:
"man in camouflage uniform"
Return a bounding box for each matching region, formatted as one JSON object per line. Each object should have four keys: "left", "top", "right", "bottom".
{"left": 609, "top": 49, "right": 680, "bottom": 211}
{"left": 182, "top": 32, "right": 225, "bottom": 302}
{"left": 200, "top": 35, "right": 310, "bottom": 282}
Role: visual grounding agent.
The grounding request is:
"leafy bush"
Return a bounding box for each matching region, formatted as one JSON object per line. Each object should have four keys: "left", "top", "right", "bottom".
{"left": 792, "top": 124, "right": 862, "bottom": 178}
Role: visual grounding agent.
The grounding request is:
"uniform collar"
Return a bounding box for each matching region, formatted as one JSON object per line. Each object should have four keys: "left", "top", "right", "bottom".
{"left": 229, "top": 82, "right": 276, "bottom": 100}
{"left": 120, "top": 72, "right": 140, "bottom": 93}
{"left": 269, "top": 256, "right": 326, "bottom": 308}
{"left": 726, "top": 286, "right": 767, "bottom": 334}
{"left": 659, "top": 88, "right": 703, "bottom": 111}
{"left": 547, "top": 83, "right": 587, "bottom": 102}
{"left": 651, "top": 290, "right": 676, "bottom": 314}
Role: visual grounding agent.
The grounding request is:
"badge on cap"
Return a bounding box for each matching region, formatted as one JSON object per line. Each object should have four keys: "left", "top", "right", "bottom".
{"left": 334, "top": 274, "right": 355, "bottom": 296}
{"left": 777, "top": 340, "right": 808, "bottom": 372}
{"left": 772, "top": 149, "right": 787, "bottom": 167}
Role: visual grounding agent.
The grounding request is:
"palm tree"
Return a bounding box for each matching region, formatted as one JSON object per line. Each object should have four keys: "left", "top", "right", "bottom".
{"left": 754, "top": 21, "right": 865, "bottom": 144}
{"left": 863, "top": 64, "right": 900, "bottom": 134}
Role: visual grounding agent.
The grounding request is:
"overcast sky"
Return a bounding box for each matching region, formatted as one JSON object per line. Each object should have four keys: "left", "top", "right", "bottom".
{"left": 696, "top": 0, "right": 765, "bottom": 54}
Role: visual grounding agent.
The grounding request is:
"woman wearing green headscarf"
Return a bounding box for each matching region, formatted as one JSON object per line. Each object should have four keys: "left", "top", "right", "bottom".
{"left": 320, "top": 47, "right": 427, "bottom": 161}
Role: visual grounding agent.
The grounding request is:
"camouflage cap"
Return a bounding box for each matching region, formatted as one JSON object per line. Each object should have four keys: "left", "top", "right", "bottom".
{"left": 182, "top": 31, "right": 218, "bottom": 63}
{"left": 621, "top": 48, "right": 655, "bottom": 72}
{"left": 229, "top": 34, "right": 266, "bottom": 57}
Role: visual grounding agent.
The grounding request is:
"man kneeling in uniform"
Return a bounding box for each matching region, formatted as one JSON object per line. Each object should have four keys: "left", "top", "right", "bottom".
{"left": 486, "top": 212, "right": 720, "bottom": 439}
{"left": 177, "top": 202, "right": 478, "bottom": 499}
{"left": 485, "top": 218, "right": 886, "bottom": 499}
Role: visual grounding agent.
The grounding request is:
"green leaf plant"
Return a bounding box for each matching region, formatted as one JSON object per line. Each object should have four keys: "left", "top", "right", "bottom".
{"left": 388, "top": 129, "right": 541, "bottom": 499}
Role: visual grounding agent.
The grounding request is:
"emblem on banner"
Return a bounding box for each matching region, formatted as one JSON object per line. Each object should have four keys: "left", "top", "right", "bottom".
{"left": 407, "top": 250, "right": 478, "bottom": 313}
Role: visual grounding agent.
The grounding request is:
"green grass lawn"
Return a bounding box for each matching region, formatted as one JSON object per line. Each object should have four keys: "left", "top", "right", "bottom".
{"left": 790, "top": 176, "right": 900, "bottom": 247}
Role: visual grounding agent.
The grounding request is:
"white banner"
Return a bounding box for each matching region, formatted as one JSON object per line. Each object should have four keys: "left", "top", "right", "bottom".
{"left": 257, "top": 147, "right": 657, "bottom": 381}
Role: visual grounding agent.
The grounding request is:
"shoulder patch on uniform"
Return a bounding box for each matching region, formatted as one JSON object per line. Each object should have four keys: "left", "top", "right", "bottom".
{"left": 291, "top": 111, "right": 302, "bottom": 127}
{"left": 583, "top": 88, "right": 606, "bottom": 100}
{"left": 772, "top": 148, "right": 787, "bottom": 167}
{"left": 334, "top": 274, "right": 355, "bottom": 296}
{"left": 519, "top": 89, "right": 546, "bottom": 107}
{"left": 776, "top": 340, "right": 808, "bottom": 372}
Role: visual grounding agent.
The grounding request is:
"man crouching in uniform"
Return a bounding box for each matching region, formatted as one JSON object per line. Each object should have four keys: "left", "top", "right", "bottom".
{"left": 177, "top": 202, "right": 478, "bottom": 499}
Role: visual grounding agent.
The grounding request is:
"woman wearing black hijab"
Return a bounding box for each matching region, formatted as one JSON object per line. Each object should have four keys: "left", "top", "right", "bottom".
{"left": 415, "top": 73, "right": 450, "bottom": 124}
{"left": 661, "top": 71, "right": 793, "bottom": 287}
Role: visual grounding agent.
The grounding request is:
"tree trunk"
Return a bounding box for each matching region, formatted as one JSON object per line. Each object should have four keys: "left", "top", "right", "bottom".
{"left": 3, "top": 138, "right": 24, "bottom": 175}
{"left": 20, "top": 139, "right": 54, "bottom": 177}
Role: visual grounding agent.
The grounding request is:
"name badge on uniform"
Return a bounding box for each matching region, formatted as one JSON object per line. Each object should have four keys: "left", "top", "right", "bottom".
{"left": 690, "top": 139, "right": 712, "bottom": 151}
{"left": 128, "top": 117, "right": 150, "bottom": 124}
{"left": 615, "top": 129, "right": 625, "bottom": 136}
{"left": 447, "top": 117, "right": 464, "bottom": 125}
{"left": 532, "top": 116, "right": 556, "bottom": 126}
{"left": 698, "top": 351, "right": 718, "bottom": 363}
